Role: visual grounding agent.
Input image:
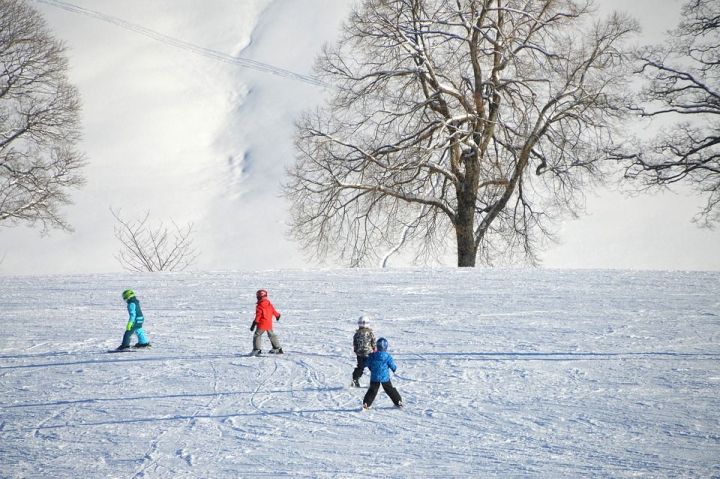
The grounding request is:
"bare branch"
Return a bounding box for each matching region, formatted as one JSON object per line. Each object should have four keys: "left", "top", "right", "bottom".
{"left": 111, "top": 208, "right": 198, "bottom": 272}
{"left": 624, "top": 0, "right": 720, "bottom": 227}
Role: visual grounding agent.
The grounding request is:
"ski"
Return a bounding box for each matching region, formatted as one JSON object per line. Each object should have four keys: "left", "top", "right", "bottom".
{"left": 246, "top": 349, "right": 284, "bottom": 357}
{"left": 108, "top": 344, "right": 151, "bottom": 353}
{"left": 359, "top": 403, "right": 405, "bottom": 411}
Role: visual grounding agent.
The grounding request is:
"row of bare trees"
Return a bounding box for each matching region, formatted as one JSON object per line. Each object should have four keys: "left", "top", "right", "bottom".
{"left": 287, "top": 0, "right": 720, "bottom": 267}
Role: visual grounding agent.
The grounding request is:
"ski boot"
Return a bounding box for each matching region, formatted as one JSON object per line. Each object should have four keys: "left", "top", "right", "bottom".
{"left": 352, "top": 379, "right": 361, "bottom": 388}
{"left": 251, "top": 349, "right": 262, "bottom": 357}
{"left": 116, "top": 344, "right": 130, "bottom": 351}
{"left": 269, "top": 348, "right": 284, "bottom": 354}
{"left": 133, "top": 343, "right": 151, "bottom": 348}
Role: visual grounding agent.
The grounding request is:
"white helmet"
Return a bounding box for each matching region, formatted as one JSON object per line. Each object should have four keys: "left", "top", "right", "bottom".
{"left": 357, "top": 315, "right": 370, "bottom": 327}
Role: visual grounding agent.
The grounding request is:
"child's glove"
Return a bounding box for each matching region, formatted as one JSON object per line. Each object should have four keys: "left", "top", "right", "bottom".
{"left": 276, "top": 314, "right": 281, "bottom": 321}
{"left": 126, "top": 321, "right": 133, "bottom": 331}
{"left": 250, "top": 321, "right": 256, "bottom": 331}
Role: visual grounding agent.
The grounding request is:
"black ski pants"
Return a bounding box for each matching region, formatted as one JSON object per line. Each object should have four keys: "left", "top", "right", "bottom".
{"left": 363, "top": 381, "right": 402, "bottom": 407}
{"left": 352, "top": 355, "right": 368, "bottom": 381}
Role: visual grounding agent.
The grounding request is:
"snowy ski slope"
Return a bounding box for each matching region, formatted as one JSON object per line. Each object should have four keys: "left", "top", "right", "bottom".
{"left": 1, "top": 268, "right": 719, "bottom": 477}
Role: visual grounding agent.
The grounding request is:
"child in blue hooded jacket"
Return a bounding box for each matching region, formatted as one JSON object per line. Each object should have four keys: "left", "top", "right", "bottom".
{"left": 116, "top": 289, "right": 151, "bottom": 350}
{"left": 363, "top": 337, "right": 403, "bottom": 409}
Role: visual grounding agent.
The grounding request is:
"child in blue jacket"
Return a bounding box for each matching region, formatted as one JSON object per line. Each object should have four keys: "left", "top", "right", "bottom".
{"left": 116, "top": 289, "right": 151, "bottom": 350}
{"left": 363, "top": 337, "right": 403, "bottom": 409}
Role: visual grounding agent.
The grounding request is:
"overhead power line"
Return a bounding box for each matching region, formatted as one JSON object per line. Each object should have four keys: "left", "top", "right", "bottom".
{"left": 32, "top": 0, "right": 327, "bottom": 88}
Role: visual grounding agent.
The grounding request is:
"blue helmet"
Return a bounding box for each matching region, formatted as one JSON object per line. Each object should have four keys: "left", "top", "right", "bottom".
{"left": 376, "top": 337, "right": 389, "bottom": 352}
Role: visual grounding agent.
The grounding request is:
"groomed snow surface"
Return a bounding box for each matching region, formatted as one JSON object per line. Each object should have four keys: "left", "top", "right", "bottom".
{"left": 1, "top": 268, "right": 719, "bottom": 478}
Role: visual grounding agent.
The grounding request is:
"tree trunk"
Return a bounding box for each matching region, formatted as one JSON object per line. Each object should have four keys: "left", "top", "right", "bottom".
{"left": 456, "top": 224, "right": 477, "bottom": 267}
{"left": 455, "top": 185, "right": 477, "bottom": 267}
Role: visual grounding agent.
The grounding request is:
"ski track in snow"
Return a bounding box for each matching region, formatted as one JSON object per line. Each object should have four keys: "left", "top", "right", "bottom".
{"left": 1, "top": 268, "right": 719, "bottom": 478}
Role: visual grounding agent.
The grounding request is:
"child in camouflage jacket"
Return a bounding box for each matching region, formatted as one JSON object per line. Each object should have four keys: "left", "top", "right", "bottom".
{"left": 351, "top": 315, "right": 375, "bottom": 387}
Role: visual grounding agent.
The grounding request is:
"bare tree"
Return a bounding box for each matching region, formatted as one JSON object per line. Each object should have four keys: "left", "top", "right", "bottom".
{"left": 287, "top": 0, "right": 638, "bottom": 267}
{"left": 0, "top": 0, "right": 85, "bottom": 232}
{"left": 623, "top": 0, "right": 720, "bottom": 227}
{"left": 112, "top": 209, "right": 198, "bottom": 272}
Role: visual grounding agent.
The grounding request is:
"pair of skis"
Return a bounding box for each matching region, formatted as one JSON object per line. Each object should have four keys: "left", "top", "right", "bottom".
{"left": 247, "top": 349, "right": 284, "bottom": 357}
{"left": 107, "top": 344, "right": 152, "bottom": 353}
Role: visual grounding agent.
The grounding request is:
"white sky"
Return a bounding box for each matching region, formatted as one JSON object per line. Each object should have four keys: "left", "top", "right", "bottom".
{"left": 1, "top": 0, "right": 718, "bottom": 274}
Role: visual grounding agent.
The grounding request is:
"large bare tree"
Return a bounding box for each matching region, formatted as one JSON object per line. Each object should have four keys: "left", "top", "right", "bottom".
{"left": 287, "top": 0, "right": 638, "bottom": 267}
{"left": 0, "top": 0, "right": 85, "bottom": 232}
{"left": 624, "top": 0, "right": 720, "bottom": 227}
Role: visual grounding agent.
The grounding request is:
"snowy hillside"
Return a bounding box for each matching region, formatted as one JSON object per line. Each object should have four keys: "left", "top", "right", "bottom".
{"left": 0, "top": 0, "right": 354, "bottom": 274}
{"left": 2, "top": 269, "right": 719, "bottom": 477}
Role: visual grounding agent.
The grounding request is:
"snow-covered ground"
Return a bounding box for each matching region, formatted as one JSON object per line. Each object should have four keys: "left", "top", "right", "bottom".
{"left": 1, "top": 268, "right": 719, "bottom": 478}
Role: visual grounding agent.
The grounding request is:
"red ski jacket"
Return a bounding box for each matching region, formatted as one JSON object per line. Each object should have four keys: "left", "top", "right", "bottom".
{"left": 254, "top": 298, "right": 280, "bottom": 331}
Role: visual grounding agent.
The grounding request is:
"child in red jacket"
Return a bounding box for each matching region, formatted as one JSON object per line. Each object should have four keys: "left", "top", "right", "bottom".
{"left": 250, "top": 289, "right": 282, "bottom": 356}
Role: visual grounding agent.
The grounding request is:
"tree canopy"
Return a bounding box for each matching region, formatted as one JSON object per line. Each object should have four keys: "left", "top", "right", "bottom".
{"left": 287, "top": 0, "right": 638, "bottom": 266}
{"left": 0, "top": 0, "right": 85, "bottom": 232}
{"left": 625, "top": 0, "right": 720, "bottom": 227}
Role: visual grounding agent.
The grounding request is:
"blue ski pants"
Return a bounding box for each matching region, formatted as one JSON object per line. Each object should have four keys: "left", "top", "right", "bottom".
{"left": 121, "top": 321, "right": 149, "bottom": 347}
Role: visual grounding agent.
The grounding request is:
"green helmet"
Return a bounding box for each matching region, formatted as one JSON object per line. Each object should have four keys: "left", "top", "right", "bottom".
{"left": 122, "top": 289, "right": 136, "bottom": 301}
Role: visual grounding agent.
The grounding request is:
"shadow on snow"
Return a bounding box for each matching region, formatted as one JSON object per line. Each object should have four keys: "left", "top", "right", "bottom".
{"left": 4, "top": 387, "right": 346, "bottom": 409}
{"left": 13, "top": 407, "right": 363, "bottom": 432}
{"left": 3, "top": 350, "right": 719, "bottom": 371}
{"left": 398, "top": 351, "right": 720, "bottom": 361}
